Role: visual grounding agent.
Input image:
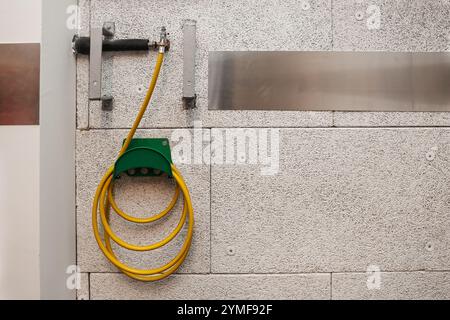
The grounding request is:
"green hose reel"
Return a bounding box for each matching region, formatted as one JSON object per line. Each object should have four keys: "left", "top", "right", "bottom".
{"left": 113, "top": 138, "right": 173, "bottom": 179}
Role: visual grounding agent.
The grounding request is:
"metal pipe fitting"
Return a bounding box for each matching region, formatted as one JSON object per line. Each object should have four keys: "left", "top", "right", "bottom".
{"left": 156, "top": 26, "right": 170, "bottom": 53}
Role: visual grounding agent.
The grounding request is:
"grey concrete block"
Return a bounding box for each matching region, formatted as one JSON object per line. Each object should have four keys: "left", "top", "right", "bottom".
{"left": 76, "top": 273, "right": 90, "bottom": 300}
{"left": 333, "top": 0, "right": 450, "bottom": 51}
{"left": 332, "top": 272, "right": 450, "bottom": 300}
{"left": 77, "top": 0, "right": 332, "bottom": 129}
{"left": 76, "top": 129, "right": 210, "bottom": 273}
{"left": 334, "top": 112, "right": 450, "bottom": 127}
{"left": 211, "top": 128, "right": 450, "bottom": 273}
{"left": 90, "top": 273, "right": 331, "bottom": 300}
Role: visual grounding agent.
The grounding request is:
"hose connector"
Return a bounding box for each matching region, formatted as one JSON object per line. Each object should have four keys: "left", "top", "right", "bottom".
{"left": 156, "top": 26, "right": 170, "bottom": 53}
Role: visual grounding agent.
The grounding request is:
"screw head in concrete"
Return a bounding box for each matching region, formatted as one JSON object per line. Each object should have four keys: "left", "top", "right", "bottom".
{"left": 102, "top": 22, "right": 115, "bottom": 38}
{"left": 227, "top": 247, "right": 236, "bottom": 256}
{"left": 425, "top": 242, "right": 434, "bottom": 252}
{"left": 355, "top": 11, "right": 364, "bottom": 21}
{"left": 301, "top": 1, "right": 311, "bottom": 11}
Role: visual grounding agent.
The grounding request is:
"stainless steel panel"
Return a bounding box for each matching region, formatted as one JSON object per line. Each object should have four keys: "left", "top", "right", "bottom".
{"left": 0, "top": 43, "right": 40, "bottom": 125}
{"left": 208, "top": 51, "right": 450, "bottom": 112}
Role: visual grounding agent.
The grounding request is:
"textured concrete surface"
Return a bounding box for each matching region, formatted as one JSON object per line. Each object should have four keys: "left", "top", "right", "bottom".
{"left": 76, "top": 273, "right": 90, "bottom": 300}
{"left": 76, "top": 0, "right": 90, "bottom": 129}
{"left": 332, "top": 272, "right": 450, "bottom": 300}
{"left": 90, "top": 273, "right": 331, "bottom": 300}
{"left": 211, "top": 128, "right": 450, "bottom": 273}
{"left": 76, "top": 1, "right": 450, "bottom": 300}
{"left": 334, "top": 112, "right": 450, "bottom": 127}
{"left": 76, "top": 129, "right": 210, "bottom": 273}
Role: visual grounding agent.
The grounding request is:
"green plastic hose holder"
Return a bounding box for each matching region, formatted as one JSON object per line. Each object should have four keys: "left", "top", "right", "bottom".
{"left": 113, "top": 138, "right": 173, "bottom": 179}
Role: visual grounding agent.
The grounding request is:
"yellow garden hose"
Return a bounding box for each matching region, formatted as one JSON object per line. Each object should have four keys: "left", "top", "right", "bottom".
{"left": 92, "top": 49, "right": 194, "bottom": 281}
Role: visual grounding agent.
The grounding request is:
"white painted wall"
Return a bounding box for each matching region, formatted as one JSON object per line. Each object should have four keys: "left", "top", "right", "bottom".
{"left": 0, "top": 0, "right": 41, "bottom": 299}
{"left": 0, "top": 127, "right": 40, "bottom": 299}
{"left": 0, "top": 0, "right": 41, "bottom": 44}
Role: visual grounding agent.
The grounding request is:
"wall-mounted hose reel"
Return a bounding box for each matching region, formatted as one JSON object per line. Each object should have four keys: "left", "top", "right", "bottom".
{"left": 113, "top": 138, "right": 173, "bottom": 179}
{"left": 85, "top": 27, "right": 194, "bottom": 282}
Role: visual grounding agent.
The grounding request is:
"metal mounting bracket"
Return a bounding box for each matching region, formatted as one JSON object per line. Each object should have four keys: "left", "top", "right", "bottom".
{"left": 182, "top": 20, "right": 197, "bottom": 109}
{"left": 89, "top": 22, "right": 115, "bottom": 110}
{"left": 73, "top": 24, "right": 170, "bottom": 111}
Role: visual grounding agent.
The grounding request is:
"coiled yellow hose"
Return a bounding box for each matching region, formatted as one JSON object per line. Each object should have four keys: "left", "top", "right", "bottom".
{"left": 92, "top": 51, "right": 194, "bottom": 281}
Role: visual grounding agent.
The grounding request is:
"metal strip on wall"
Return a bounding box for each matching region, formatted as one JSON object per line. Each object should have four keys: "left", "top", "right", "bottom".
{"left": 208, "top": 51, "right": 450, "bottom": 112}
{"left": 182, "top": 19, "right": 197, "bottom": 109}
{"left": 0, "top": 43, "right": 40, "bottom": 125}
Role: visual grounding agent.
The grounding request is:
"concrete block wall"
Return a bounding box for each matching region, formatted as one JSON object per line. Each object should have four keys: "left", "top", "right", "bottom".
{"left": 76, "top": 0, "right": 450, "bottom": 300}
